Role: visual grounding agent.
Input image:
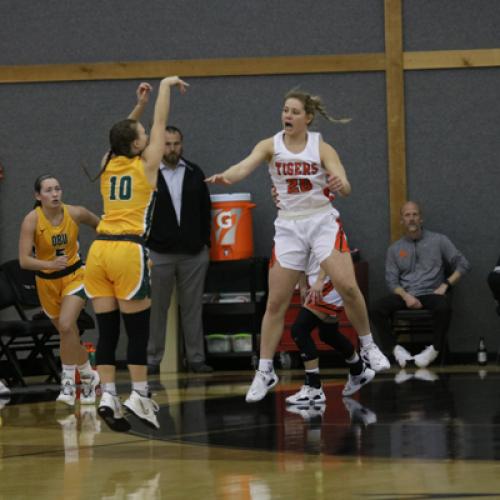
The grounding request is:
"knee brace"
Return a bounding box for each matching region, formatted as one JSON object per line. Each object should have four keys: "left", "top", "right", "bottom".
{"left": 318, "top": 322, "right": 355, "bottom": 359}
{"left": 122, "top": 308, "right": 150, "bottom": 365}
{"left": 291, "top": 308, "right": 322, "bottom": 362}
{"left": 95, "top": 309, "right": 121, "bottom": 365}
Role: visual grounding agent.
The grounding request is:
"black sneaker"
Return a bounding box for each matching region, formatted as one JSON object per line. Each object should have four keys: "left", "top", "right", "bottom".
{"left": 148, "top": 364, "right": 160, "bottom": 375}
{"left": 189, "top": 363, "right": 214, "bottom": 374}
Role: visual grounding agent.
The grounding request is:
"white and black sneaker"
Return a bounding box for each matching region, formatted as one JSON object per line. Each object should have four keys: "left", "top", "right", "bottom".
{"left": 79, "top": 406, "right": 101, "bottom": 447}
{"left": 98, "top": 392, "right": 130, "bottom": 432}
{"left": 123, "top": 391, "right": 160, "bottom": 429}
{"left": 393, "top": 345, "right": 413, "bottom": 368}
{"left": 286, "top": 403, "right": 326, "bottom": 421}
{"left": 56, "top": 378, "right": 77, "bottom": 407}
{"left": 342, "top": 397, "right": 377, "bottom": 426}
{"left": 80, "top": 370, "right": 100, "bottom": 405}
{"left": 0, "top": 381, "right": 10, "bottom": 410}
{"left": 245, "top": 370, "right": 279, "bottom": 403}
{"left": 0, "top": 381, "right": 10, "bottom": 396}
{"left": 286, "top": 385, "right": 326, "bottom": 405}
{"left": 360, "top": 343, "right": 390, "bottom": 372}
{"left": 342, "top": 364, "right": 376, "bottom": 396}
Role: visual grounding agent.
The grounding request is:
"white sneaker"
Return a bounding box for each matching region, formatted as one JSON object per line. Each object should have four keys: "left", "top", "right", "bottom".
{"left": 342, "top": 397, "right": 377, "bottom": 426}
{"left": 80, "top": 370, "right": 100, "bottom": 405}
{"left": 394, "top": 369, "right": 414, "bottom": 384}
{"left": 360, "top": 343, "right": 391, "bottom": 372}
{"left": 0, "top": 381, "right": 10, "bottom": 396}
{"left": 79, "top": 406, "right": 101, "bottom": 446}
{"left": 342, "top": 365, "right": 376, "bottom": 396}
{"left": 414, "top": 345, "right": 439, "bottom": 368}
{"left": 98, "top": 392, "right": 130, "bottom": 432}
{"left": 123, "top": 391, "right": 160, "bottom": 429}
{"left": 393, "top": 344, "right": 413, "bottom": 368}
{"left": 57, "top": 379, "right": 76, "bottom": 406}
{"left": 286, "top": 385, "right": 326, "bottom": 405}
{"left": 57, "top": 414, "right": 79, "bottom": 463}
{"left": 414, "top": 368, "right": 439, "bottom": 382}
{"left": 245, "top": 370, "right": 279, "bottom": 403}
{"left": 57, "top": 413, "right": 77, "bottom": 429}
{"left": 286, "top": 403, "right": 326, "bottom": 421}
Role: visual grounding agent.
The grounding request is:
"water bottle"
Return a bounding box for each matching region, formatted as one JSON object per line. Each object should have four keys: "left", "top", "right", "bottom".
{"left": 477, "top": 337, "right": 488, "bottom": 366}
{"left": 83, "top": 342, "right": 97, "bottom": 368}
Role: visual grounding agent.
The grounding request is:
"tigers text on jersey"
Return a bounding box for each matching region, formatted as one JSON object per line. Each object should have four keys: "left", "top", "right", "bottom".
{"left": 34, "top": 204, "right": 81, "bottom": 272}
{"left": 97, "top": 155, "right": 156, "bottom": 237}
{"left": 269, "top": 131, "right": 332, "bottom": 213}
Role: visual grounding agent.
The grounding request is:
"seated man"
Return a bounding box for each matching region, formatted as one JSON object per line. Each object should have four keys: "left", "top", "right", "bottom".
{"left": 370, "top": 201, "right": 471, "bottom": 368}
{"left": 487, "top": 257, "right": 500, "bottom": 315}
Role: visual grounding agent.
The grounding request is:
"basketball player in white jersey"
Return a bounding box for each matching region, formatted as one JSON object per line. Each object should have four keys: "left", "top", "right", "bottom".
{"left": 206, "top": 89, "right": 390, "bottom": 402}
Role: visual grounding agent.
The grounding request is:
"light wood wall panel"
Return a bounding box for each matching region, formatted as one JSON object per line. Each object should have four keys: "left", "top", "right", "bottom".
{"left": 384, "top": 0, "right": 406, "bottom": 241}
{"left": 0, "top": 54, "right": 385, "bottom": 84}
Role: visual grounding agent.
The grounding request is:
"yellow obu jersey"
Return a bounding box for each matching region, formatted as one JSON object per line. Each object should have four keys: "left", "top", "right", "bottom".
{"left": 97, "top": 155, "right": 156, "bottom": 237}
{"left": 34, "top": 204, "right": 81, "bottom": 272}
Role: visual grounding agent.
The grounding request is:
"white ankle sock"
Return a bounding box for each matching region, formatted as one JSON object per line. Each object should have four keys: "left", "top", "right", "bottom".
{"left": 305, "top": 368, "right": 320, "bottom": 374}
{"left": 78, "top": 361, "right": 93, "bottom": 378}
{"left": 103, "top": 383, "right": 117, "bottom": 395}
{"left": 359, "top": 334, "right": 374, "bottom": 348}
{"left": 62, "top": 365, "right": 76, "bottom": 383}
{"left": 132, "top": 382, "right": 149, "bottom": 397}
{"left": 258, "top": 359, "right": 274, "bottom": 373}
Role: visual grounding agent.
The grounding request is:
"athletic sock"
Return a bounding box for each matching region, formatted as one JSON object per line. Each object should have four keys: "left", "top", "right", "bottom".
{"left": 258, "top": 359, "right": 274, "bottom": 373}
{"left": 78, "top": 361, "right": 93, "bottom": 378}
{"left": 62, "top": 365, "right": 76, "bottom": 383}
{"left": 132, "top": 381, "right": 149, "bottom": 397}
{"left": 359, "top": 334, "right": 374, "bottom": 348}
{"left": 102, "top": 383, "right": 117, "bottom": 396}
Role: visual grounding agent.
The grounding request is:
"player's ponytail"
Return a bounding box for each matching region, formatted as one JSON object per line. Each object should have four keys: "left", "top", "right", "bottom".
{"left": 284, "top": 89, "right": 351, "bottom": 125}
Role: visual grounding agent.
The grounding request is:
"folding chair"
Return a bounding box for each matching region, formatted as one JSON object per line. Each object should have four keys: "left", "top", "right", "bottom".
{"left": 392, "top": 309, "right": 448, "bottom": 365}
{"left": 0, "top": 260, "right": 94, "bottom": 386}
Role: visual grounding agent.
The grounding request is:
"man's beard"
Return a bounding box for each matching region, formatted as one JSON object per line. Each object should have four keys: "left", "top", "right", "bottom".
{"left": 164, "top": 153, "right": 179, "bottom": 165}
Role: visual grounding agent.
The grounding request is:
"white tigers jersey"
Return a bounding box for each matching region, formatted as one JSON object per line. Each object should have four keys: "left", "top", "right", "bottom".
{"left": 269, "top": 131, "right": 332, "bottom": 213}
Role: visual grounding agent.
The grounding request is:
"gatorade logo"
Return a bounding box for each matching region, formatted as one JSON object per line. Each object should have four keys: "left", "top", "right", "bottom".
{"left": 213, "top": 208, "right": 242, "bottom": 245}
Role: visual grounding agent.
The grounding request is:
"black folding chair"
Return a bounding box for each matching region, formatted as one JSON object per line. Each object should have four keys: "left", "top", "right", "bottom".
{"left": 392, "top": 309, "right": 448, "bottom": 365}
{"left": 0, "top": 260, "right": 94, "bottom": 386}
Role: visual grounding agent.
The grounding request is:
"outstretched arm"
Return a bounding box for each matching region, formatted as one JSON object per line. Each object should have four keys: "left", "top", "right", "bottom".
{"left": 142, "top": 76, "right": 189, "bottom": 184}
{"left": 128, "top": 82, "right": 153, "bottom": 121}
{"left": 205, "top": 138, "right": 273, "bottom": 185}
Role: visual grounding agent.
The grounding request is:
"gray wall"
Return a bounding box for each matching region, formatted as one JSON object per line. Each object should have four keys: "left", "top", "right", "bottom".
{"left": 0, "top": 0, "right": 499, "bottom": 355}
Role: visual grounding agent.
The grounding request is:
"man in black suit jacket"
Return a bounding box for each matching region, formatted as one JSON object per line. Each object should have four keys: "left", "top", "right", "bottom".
{"left": 147, "top": 126, "right": 213, "bottom": 373}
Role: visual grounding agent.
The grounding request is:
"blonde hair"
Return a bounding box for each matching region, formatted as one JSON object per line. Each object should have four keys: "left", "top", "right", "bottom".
{"left": 284, "top": 89, "right": 351, "bottom": 125}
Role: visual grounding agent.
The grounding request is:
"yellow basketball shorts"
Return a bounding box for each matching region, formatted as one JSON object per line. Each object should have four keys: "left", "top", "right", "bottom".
{"left": 35, "top": 266, "right": 86, "bottom": 319}
{"left": 84, "top": 240, "right": 151, "bottom": 300}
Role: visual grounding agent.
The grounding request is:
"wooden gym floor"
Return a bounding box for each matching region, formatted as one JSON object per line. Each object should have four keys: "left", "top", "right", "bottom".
{"left": 2, "top": 365, "right": 500, "bottom": 499}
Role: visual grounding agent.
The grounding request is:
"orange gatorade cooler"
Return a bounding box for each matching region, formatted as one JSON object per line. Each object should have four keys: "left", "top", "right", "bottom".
{"left": 210, "top": 193, "right": 256, "bottom": 261}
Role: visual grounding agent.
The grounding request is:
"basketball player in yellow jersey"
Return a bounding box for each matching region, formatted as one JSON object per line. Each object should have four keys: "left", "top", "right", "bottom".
{"left": 84, "top": 76, "right": 188, "bottom": 432}
{"left": 19, "top": 174, "right": 101, "bottom": 406}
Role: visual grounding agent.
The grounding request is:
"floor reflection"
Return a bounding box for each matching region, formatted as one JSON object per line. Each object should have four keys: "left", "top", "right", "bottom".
{"left": 124, "top": 370, "right": 500, "bottom": 462}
